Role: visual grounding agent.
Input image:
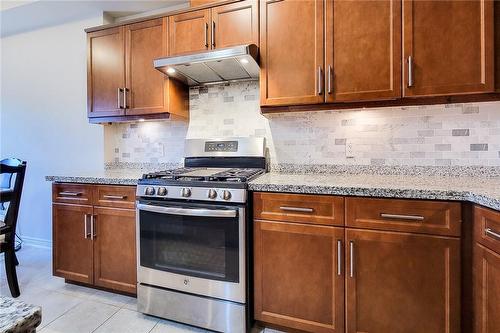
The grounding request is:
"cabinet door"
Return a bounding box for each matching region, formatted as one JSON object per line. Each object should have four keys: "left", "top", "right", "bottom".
{"left": 403, "top": 0, "right": 494, "bottom": 97}
{"left": 326, "top": 0, "right": 401, "bottom": 102}
{"left": 93, "top": 207, "right": 137, "bottom": 294}
{"left": 87, "top": 27, "right": 125, "bottom": 117}
{"left": 345, "top": 228, "right": 460, "bottom": 333}
{"left": 495, "top": 0, "right": 500, "bottom": 92}
{"left": 53, "top": 203, "right": 93, "bottom": 284}
{"left": 260, "top": 0, "right": 324, "bottom": 106}
{"left": 211, "top": 0, "right": 258, "bottom": 49}
{"left": 125, "top": 18, "right": 169, "bottom": 116}
{"left": 254, "top": 220, "right": 344, "bottom": 333}
{"left": 169, "top": 9, "right": 211, "bottom": 56}
{"left": 474, "top": 243, "right": 500, "bottom": 333}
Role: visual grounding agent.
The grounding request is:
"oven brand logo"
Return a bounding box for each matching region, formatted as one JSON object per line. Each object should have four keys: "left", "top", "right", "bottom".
{"left": 183, "top": 278, "right": 190, "bottom": 286}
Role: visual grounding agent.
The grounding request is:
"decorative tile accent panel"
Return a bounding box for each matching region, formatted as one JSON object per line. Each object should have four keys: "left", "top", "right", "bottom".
{"left": 104, "top": 80, "right": 500, "bottom": 166}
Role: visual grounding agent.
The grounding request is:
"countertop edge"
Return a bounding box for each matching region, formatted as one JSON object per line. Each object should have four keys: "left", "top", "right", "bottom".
{"left": 45, "top": 176, "right": 138, "bottom": 186}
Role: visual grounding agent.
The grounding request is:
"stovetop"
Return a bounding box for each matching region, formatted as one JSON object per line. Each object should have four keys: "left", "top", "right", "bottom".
{"left": 141, "top": 167, "right": 264, "bottom": 184}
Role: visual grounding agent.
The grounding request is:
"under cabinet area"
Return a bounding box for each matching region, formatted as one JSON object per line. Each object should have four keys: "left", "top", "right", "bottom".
{"left": 253, "top": 192, "right": 463, "bottom": 333}
{"left": 52, "top": 183, "right": 137, "bottom": 295}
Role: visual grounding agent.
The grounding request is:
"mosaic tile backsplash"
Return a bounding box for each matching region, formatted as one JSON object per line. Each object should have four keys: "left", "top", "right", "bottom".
{"left": 104, "top": 81, "right": 500, "bottom": 167}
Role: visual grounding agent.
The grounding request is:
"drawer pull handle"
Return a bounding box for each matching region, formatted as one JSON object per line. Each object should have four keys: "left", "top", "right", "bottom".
{"left": 485, "top": 228, "right": 500, "bottom": 240}
{"left": 279, "top": 206, "right": 314, "bottom": 213}
{"left": 380, "top": 213, "right": 424, "bottom": 221}
{"left": 103, "top": 195, "right": 127, "bottom": 200}
{"left": 59, "top": 191, "right": 82, "bottom": 197}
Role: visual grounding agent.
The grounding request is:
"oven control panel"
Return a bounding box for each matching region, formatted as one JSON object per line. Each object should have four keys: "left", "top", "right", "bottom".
{"left": 137, "top": 185, "right": 246, "bottom": 203}
{"left": 205, "top": 141, "right": 238, "bottom": 152}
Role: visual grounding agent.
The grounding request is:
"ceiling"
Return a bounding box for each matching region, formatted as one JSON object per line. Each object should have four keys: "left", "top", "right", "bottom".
{"left": 0, "top": 0, "right": 189, "bottom": 37}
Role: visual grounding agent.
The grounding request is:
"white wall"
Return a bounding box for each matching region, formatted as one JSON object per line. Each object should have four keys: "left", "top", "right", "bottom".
{"left": 0, "top": 15, "right": 106, "bottom": 244}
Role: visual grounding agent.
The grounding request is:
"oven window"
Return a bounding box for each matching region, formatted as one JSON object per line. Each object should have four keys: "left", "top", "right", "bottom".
{"left": 139, "top": 205, "right": 239, "bottom": 283}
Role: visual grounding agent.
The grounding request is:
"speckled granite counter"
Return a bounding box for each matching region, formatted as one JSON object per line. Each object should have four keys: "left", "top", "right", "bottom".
{"left": 0, "top": 296, "right": 41, "bottom": 333}
{"left": 248, "top": 172, "right": 500, "bottom": 211}
{"left": 46, "top": 167, "right": 500, "bottom": 211}
{"left": 45, "top": 169, "right": 143, "bottom": 186}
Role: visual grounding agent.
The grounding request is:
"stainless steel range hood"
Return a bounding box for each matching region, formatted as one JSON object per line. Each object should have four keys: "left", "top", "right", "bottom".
{"left": 153, "top": 44, "right": 259, "bottom": 86}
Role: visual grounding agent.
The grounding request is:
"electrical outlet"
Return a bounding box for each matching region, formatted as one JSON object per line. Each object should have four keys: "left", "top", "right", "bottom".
{"left": 345, "top": 141, "right": 355, "bottom": 158}
{"left": 155, "top": 142, "right": 165, "bottom": 157}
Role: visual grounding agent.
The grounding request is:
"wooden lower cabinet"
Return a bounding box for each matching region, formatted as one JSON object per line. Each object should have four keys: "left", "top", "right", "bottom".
{"left": 52, "top": 184, "right": 137, "bottom": 295}
{"left": 93, "top": 207, "right": 136, "bottom": 294}
{"left": 254, "top": 220, "right": 344, "bottom": 333}
{"left": 473, "top": 243, "right": 500, "bottom": 333}
{"left": 53, "top": 203, "right": 94, "bottom": 284}
{"left": 345, "top": 228, "right": 461, "bottom": 333}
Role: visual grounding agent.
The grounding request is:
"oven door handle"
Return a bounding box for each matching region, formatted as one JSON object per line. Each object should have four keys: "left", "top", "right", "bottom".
{"left": 137, "top": 203, "right": 237, "bottom": 218}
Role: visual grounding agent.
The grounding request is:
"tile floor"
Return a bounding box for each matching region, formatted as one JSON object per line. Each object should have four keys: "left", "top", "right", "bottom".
{"left": 0, "top": 245, "right": 280, "bottom": 333}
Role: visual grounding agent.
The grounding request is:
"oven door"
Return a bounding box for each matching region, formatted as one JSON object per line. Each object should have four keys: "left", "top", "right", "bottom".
{"left": 136, "top": 201, "right": 246, "bottom": 303}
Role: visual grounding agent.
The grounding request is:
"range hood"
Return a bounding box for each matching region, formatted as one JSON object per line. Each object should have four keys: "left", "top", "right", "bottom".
{"left": 153, "top": 44, "right": 259, "bottom": 86}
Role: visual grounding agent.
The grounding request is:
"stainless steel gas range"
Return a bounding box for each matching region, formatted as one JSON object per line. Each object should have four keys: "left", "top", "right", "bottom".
{"left": 136, "top": 137, "right": 266, "bottom": 333}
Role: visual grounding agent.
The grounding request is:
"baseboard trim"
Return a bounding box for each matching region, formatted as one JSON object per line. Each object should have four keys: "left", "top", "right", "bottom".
{"left": 20, "top": 236, "right": 51, "bottom": 249}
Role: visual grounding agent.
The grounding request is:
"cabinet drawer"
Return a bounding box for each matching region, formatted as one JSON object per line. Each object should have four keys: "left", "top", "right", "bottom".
{"left": 93, "top": 185, "right": 136, "bottom": 209}
{"left": 474, "top": 205, "right": 500, "bottom": 253}
{"left": 52, "top": 183, "right": 93, "bottom": 205}
{"left": 346, "top": 197, "right": 461, "bottom": 236}
{"left": 253, "top": 192, "right": 344, "bottom": 226}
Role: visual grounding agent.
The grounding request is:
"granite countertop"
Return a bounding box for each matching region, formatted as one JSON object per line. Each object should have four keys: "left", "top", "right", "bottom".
{"left": 46, "top": 167, "right": 500, "bottom": 211}
{"left": 248, "top": 172, "right": 500, "bottom": 211}
{"left": 45, "top": 169, "right": 144, "bottom": 186}
{"left": 0, "top": 296, "right": 41, "bottom": 333}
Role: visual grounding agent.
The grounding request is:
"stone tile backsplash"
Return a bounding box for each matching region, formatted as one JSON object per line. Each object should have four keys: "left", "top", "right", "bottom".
{"left": 104, "top": 80, "right": 500, "bottom": 167}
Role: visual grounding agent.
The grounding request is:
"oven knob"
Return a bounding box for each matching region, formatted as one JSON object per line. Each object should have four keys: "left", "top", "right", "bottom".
{"left": 157, "top": 187, "right": 167, "bottom": 196}
{"left": 181, "top": 188, "right": 191, "bottom": 198}
{"left": 222, "top": 190, "right": 232, "bottom": 201}
{"left": 207, "top": 189, "right": 217, "bottom": 199}
{"left": 145, "top": 187, "right": 155, "bottom": 196}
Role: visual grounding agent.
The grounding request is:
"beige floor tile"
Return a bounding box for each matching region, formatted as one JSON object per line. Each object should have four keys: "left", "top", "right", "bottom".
{"left": 40, "top": 299, "right": 119, "bottom": 333}
{"left": 88, "top": 289, "right": 136, "bottom": 308}
{"left": 17, "top": 287, "right": 83, "bottom": 328}
{"left": 93, "top": 308, "right": 159, "bottom": 333}
{"left": 150, "top": 319, "right": 210, "bottom": 333}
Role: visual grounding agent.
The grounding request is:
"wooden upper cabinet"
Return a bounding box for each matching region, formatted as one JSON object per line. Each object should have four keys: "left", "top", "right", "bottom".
{"left": 260, "top": 0, "right": 324, "bottom": 106}
{"left": 403, "top": 0, "right": 494, "bottom": 97}
{"left": 326, "top": 0, "right": 401, "bottom": 102}
{"left": 87, "top": 27, "right": 125, "bottom": 118}
{"left": 169, "top": 9, "right": 211, "bottom": 55}
{"left": 212, "top": 0, "right": 258, "bottom": 49}
{"left": 474, "top": 242, "right": 500, "bottom": 333}
{"left": 125, "top": 18, "right": 168, "bottom": 116}
{"left": 495, "top": 0, "right": 500, "bottom": 92}
{"left": 254, "top": 220, "right": 344, "bottom": 333}
{"left": 53, "top": 203, "right": 94, "bottom": 284}
{"left": 93, "top": 206, "right": 137, "bottom": 294}
{"left": 345, "top": 228, "right": 461, "bottom": 333}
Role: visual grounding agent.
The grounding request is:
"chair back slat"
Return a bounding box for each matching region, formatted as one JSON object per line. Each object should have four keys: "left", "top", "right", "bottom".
{"left": 0, "top": 159, "right": 27, "bottom": 244}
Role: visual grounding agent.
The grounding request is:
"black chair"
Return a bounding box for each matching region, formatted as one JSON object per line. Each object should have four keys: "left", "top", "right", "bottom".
{"left": 0, "top": 158, "right": 26, "bottom": 297}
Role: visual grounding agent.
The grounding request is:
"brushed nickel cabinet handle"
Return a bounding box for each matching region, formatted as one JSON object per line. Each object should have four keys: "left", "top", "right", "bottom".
{"left": 117, "top": 88, "right": 123, "bottom": 109}
{"left": 407, "top": 56, "right": 414, "bottom": 87}
{"left": 90, "top": 215, "right": 95, "bottom": 240}
{"left": 337, "top": 240, "right": 342, "bottom": 276}
{"left": 205, "top": 22, "right": 209, "bottom": 48}
{"left": 317, "top": 67, "right": 323, "bottom": 95}
{"left": 380, "top": 213, "right": 424, "bottom": 221}
{"left": 103, "top": 195, "right": 127, "bottom": 200}
{"left": 327, "top": 65, "right": 333, "bottom": 94}
{"left": 486, "top": 228, "right": 500, "bottom": 240}
{"left": 211, "top": 21, "right": 215, "bottom": 48}
{"left": 59, "top": 191, "right": 82, "bottom": 197}
{"left": 84, "top": 214, "right": 88, "bottom": 239}
{"left": 123, "top": 88, "right": 128, "bottom": 109}
{"left": 279, "top": 206, "right": 314, "bottom": 213}
{"left": 350, "top": 241, "right": 354, "bottom": 278}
